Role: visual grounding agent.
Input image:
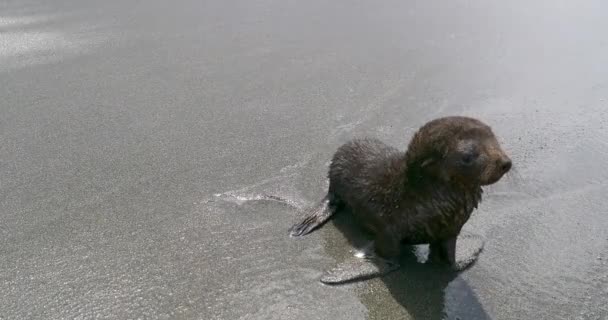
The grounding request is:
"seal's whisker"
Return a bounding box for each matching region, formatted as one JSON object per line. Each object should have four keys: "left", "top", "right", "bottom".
{"left": 505, "top": 165, "right": 524, "bottom": 187}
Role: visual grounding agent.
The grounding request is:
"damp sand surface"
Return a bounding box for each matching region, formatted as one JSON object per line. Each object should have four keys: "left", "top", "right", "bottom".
{"left": 1, "top": 0, "right": 608, "bottom": 319}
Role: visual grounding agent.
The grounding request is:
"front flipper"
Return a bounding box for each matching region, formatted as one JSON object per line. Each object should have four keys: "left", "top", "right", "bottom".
{"left": 429, "top": 233, "right": 485, "bottom": 271}
{"left": 320, "top": 243, "right": 400, "bottom": 285}
{"left": 453, "top": 233, "right": 484, "bottom": 271}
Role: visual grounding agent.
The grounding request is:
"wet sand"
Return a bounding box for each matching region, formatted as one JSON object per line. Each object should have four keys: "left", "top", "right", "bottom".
{"left": 1, "top": 0, "right": 607, "bottom": 319}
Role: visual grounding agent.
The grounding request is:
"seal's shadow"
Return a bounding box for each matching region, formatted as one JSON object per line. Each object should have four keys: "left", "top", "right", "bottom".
{"left": 328, "top": 210, "right": 491, "bottom": 320}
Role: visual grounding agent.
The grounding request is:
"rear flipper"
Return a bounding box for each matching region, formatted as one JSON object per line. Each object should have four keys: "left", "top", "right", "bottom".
{"left": 320, "top": 242, "right": 400, "bottom": 285}
{"left": 289, "top": 196, "right": 336, "bottom": 237}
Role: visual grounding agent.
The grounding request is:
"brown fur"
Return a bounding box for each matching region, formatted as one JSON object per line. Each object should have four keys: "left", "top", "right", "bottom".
{"left": 289, "top": 116, "right": 511, "bottom": 267}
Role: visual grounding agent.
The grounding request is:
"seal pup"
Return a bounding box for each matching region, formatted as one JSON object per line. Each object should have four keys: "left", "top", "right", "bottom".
{"left": 289, "top": 116, "right": 511, "bottom": 282}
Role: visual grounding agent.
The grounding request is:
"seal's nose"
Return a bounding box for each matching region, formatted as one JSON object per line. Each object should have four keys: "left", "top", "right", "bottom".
{"left": 499, "top": 157, "right": 512, "bottom": 173}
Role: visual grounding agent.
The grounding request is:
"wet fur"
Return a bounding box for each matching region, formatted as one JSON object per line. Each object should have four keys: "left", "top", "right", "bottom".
{"left": 289, "top": 116, "right": 511, "bottom": 268}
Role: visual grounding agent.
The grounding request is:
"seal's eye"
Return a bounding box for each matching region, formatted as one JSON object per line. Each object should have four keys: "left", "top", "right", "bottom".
{"left": 461, "top": 152, "right": 478, "bottom": 165}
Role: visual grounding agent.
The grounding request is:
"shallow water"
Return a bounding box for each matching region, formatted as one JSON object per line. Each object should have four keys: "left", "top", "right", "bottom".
{"left": 1, "top": 0, "right": 607, "bottom": 319}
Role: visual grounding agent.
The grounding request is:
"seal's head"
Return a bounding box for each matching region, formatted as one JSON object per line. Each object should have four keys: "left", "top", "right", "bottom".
{"left": 405, "top": 116, "right": 511, "bottom": 187}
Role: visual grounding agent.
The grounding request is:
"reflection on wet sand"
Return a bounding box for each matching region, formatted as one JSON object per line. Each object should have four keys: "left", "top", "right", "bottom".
{"left": 324, "top": 212, "right": 491, "bottom": 320}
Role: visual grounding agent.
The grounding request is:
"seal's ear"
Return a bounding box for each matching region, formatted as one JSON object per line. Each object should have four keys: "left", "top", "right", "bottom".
{"left": 420, "top": 158, "right": 435, "bottom": 168}
{"left": 420, "top": 155, "right": 446, "bottom": 178}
